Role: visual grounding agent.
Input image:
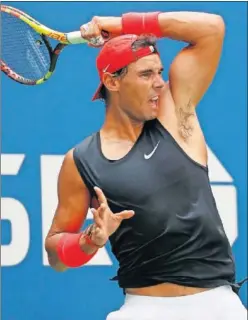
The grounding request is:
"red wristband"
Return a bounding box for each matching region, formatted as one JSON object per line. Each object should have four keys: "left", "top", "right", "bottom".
{"left": 84, "top": 233, "right": 105, "bottom": 248}
{"left": 122, "top": 12, "right": 162, "bottom": 38}
{"left": 57, "top": 233, "right": 97, "bottom": 268}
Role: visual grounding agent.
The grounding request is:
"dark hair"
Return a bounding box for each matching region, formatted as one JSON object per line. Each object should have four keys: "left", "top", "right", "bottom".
{"left": 99, "top": 35, "right": 158, "bottom": 105}
{"left": 99, "top": 67, "right": 128, "bottom": 103}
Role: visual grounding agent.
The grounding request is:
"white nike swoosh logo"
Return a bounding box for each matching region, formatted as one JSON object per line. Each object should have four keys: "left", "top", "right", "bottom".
{"left": 144, "top": 141, "right": 160, "bottom": 159}
{"left": 103, "top": 64, "right": 110, "bottom": 73}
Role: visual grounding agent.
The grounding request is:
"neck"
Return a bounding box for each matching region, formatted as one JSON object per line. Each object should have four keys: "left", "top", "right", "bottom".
{"left": 101, "top": 103, "right": 144, "bottom": 142}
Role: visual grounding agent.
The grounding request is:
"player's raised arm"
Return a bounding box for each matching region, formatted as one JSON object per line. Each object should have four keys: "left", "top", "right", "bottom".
{"left": 81, "top": 11, "right": 224, "bottom": 109}
{"left": 158, "top": 12, "right": 225, "bottom": 109}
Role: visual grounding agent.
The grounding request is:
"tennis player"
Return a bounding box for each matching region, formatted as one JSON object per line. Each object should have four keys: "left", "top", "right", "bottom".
{"left": 45, "top": 11, "right": 247, "bottom": 319}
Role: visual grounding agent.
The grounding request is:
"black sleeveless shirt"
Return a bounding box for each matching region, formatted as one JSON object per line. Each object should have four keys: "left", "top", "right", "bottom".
{"left": 73, "top": 119, "right": 235, "bottom": 289}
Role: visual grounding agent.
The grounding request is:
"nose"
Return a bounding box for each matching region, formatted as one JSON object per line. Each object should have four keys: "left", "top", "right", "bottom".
{"left": 153, "top": 74, "right": 165, "bottom": 90}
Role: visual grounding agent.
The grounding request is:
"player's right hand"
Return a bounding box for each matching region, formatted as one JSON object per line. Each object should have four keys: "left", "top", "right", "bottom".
{"left": 80, "top": 16, "right": 122, "bottom": 47}
{"left": 87, "top": 187, "right": 135, "bottom": 247}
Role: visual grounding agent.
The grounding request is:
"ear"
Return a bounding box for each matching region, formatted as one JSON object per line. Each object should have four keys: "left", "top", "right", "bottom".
{"left": 102, "top": 73, "right": 120, "bottom": 93}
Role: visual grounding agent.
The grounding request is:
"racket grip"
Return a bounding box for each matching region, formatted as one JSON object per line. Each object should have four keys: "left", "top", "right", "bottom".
{"left": 66, "top": 31, "right": 88, "bottom": 44}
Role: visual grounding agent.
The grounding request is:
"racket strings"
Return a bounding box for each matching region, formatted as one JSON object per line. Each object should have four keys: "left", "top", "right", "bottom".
{"left": 1, "top": 12, "right": 51, "bottom": 80}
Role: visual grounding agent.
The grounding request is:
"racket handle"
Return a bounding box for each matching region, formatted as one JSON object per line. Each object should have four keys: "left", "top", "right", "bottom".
{"left": 66, "top": 31, "right": 88, "bottom": 44}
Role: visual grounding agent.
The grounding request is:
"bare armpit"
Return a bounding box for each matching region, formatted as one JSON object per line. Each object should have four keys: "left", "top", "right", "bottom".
{"left": 177, "top": 100, "right": 195, "bottom": 141}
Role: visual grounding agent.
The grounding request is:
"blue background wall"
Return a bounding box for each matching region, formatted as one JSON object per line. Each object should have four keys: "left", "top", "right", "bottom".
{"left": 1, "top": 2, "right": 247, "bottom": 319}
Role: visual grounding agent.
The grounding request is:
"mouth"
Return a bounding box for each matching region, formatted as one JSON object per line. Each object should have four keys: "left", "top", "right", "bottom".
{"left": 148, "top": 96, "right": 159, "bottom": 109}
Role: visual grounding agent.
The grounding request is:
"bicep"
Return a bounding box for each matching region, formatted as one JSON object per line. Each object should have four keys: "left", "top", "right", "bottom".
{"left": 169, "top": 25, "right": 225, "bottom": 109}
{"left": 47, "top": 149, "right": 91, "bottom": 237}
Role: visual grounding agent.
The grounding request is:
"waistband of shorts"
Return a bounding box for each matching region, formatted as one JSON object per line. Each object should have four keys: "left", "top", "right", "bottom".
{"left": 124, "top": 285, "right": 233, "bottom": 306}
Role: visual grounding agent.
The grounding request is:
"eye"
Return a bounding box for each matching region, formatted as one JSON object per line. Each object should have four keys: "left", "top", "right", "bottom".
{"left": 140, "top": 72, "right": 152, "bottom": 78}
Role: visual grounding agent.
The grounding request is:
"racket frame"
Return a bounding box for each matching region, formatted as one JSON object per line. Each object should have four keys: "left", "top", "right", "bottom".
{"left": 1, "top": 5, "right": 87, "bottom": 44}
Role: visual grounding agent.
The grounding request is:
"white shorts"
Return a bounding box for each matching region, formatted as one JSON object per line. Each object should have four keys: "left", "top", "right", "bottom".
{"left": 106, "top": 286, "right": 247, "bottom": 320}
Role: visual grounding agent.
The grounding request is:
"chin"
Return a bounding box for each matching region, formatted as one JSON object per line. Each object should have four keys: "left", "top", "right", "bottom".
{"left": 142, "top": 115, "right": 157, "bottom": 122}
{"left": 134, "top": 112, "right": 157, "bottom": 122}
{"left": 147, "top": 111, "right": 158, "bottom": 120}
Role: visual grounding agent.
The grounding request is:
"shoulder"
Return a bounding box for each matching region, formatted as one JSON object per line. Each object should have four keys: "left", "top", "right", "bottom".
{"left": 74, "top": 132, "right": 97, "bottom": 151}
{"left": 60, "top": 134, "right": 98, "bottom": 190}
{"left": 72, "top": 132, "right": 98, "bottom": 159}
{"left": 58, "top": 132, "right": 98, "bottom": 171}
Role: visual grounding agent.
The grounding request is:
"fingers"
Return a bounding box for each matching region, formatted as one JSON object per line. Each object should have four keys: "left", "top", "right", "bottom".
{"left": 89, "top": 35, "right": 105, "bottom": 47}
{"left": 94, "top": 187, "right": 108, "bottom": 205}
{"left": 80, "top": 17, "right": 105, "bottom": 47}
{"left": 80, "top": 22, "right": 98, "bottom": 39}
{"left": 98, "top": 203, "right": 107, "bottom": 220}
{"left": 115, "top": 210, "right": 135, "bottom": 221}
{"left": 93, "top": 186, "right": 135, "bottom": 225}
{"left": 91, "top": 203, "right": 108, "bottom": 226}
{"left": 91, "top": 208, "right": 104, "bottom": 228}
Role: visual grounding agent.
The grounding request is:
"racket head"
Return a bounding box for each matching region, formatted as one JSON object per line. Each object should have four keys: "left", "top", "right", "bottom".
{"left": 1, "top": 5, "right": 68, "bottom": 85}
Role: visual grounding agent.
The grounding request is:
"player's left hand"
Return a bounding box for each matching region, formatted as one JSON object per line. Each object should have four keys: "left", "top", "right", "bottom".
{"left": 88, "top": 186, "right": 135, "bottom": 247}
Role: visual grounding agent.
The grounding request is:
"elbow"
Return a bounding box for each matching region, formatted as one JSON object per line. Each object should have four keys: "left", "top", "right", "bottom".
{"left": 48, "top": 257, "right": 68, "bottom": 273}
{"left": 212, "top": 15, "right": 225, "bottom": 38}
{"left": 44, "top": 236, "right": 53, "bottom": 259}
{"left": 201, "top": 14, "right": 225, "bottom": 46}
{"left": 45, "top": 236, "right": 68, "bottom": 272}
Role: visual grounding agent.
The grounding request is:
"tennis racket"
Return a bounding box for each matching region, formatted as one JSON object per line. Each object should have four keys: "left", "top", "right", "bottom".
{"left": 1, "top": 5, "right": 104, "bottom": 85}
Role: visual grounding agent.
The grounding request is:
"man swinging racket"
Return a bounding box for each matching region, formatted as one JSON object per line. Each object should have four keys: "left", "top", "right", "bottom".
{"left": 45, "top": 11, "right": 247, "bottom": 320}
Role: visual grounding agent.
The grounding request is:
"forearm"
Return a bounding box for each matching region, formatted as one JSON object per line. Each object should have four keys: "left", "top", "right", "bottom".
{"left": 158, "top": 12, "right": 225, "bottom": 44}
{"left": 45, "top": 232, "right": 97, "bottom": 272}
{"left": 99, "top": 11, "right": 224, "bottom": 45}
